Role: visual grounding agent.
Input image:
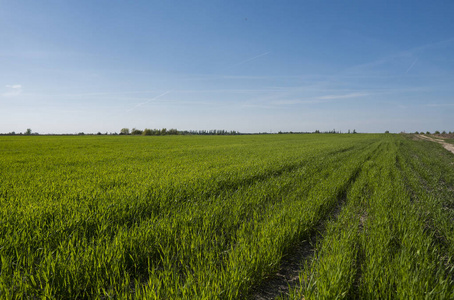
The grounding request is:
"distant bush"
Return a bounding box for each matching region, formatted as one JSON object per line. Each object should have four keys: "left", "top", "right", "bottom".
{"left": 131, "top": 128, "right": 143, "bottom": 135}
{"left": 120, "top": 128, "right": 130, "bottom": 135}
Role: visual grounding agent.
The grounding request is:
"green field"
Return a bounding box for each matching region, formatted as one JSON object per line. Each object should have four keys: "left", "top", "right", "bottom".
{"left": 1, "top": 134, "right": 454, "bottom": 299}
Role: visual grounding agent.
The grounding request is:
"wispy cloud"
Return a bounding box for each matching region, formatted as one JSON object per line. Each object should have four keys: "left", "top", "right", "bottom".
{"left": 126, "top": 91, "right": 171, "bottom": 112}
{"left": 2, "top": 84, "right": 22, "bottom": 97}
{"left": 173, "top": 88, "right": 285, "bottom": 94}
{"left": 271, "top": 99, "right": 324, "bottom": 105}
{"left": 405, "top": 58, "right": 418, "bottom": 73}
{"left": 346, "top": 38, "right": 454, "bottom": 76}
{"left": 317, "top": 93, "right": 368, "bottom": 100}
{"left": 227, "top": 51, "right": 271, "bottom": 69}
{"left": 6, "top": 84, "right": 21, "bottom": 89}
{"left": 44, "top": 90, "right": 159, "bottom": 98}
{"left": 411, "top": 37, "right": 454, "bottom": 53}
{"left": 267, "top": 92, "right": 369, "bottom": 106}
{"left": 425, "top": 103, "right": 454, "bottom": 107}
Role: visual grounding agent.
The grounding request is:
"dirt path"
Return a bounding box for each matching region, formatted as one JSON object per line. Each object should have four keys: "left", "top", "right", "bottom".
{"left": 416, "top": 135, "right": 454, "bottom": 154}
{"left": 252, "top": 237, "right": 317, "bottom": 299}
{"left": 415, "top": 134, "right": 454, "bottom": 153}
{"left": 252, "top": 194, "right": 349, "bottom": 299}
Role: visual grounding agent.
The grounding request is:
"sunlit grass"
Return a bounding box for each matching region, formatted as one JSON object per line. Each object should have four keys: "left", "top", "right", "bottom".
{"left": 1, "top": 134, "right": 453, "bottom": 298}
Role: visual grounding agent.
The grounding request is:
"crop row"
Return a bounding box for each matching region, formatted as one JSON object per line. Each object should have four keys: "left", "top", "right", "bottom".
{"left": 0, "top": 134, "right": 382, "bottom": 298}
{"left": 287, "top": 135, "right": 454, "bottom": 299}
{"left": 2, "top": 134, "right": 453, "bottom": 298}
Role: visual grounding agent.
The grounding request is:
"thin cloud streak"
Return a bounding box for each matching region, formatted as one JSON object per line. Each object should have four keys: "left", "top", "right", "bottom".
{"left": 23, "top": 90, "right": 160, "bottom": 98}
{"left": 6, "top": 84, "right": 22, "bottom": 89}
{"left": 173, "top": 88, "right": 285, "bottom": 93}
{"left": 405, "top": 58, "right": 418, "bottom": 73}
{"left": 2, "top": 84, "right": 22, "bottom": 97}
{"left": 55, "top": 90, "right": 158, "bottom": 97}
{"left": 270, "top": 93, "right": 369, "bottom": 106}
{"left": 346, "top": 38, "right": 454, "bottom": 75}
{"left": 317, "top": 93, "right": 368, "bottom": 100}
{"left": 126, "top": 91, "right": 171, "bottom": 112}
{"left": 227, "top": 51, "right": 271, "bottom": 69}
{"left": 425, "top": 103, "right": 454, "bottom": 107}
{"left": 271, "top": 99, "right": 326, "bottom": 105}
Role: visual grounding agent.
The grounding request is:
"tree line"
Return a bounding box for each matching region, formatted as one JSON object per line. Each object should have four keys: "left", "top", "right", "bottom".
{"left": 414, "top": 131, "right": 453, "bottom": 135}
{"left": 3, "top": 128, "right": 453, "bottom": 136}
{"left": 120, "top": 128, "right": 241, "bottom": 136}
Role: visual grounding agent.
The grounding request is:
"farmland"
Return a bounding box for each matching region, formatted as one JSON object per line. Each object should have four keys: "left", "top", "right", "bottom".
{"left": 1, "top": 134, "right": 454, "bottom": 299}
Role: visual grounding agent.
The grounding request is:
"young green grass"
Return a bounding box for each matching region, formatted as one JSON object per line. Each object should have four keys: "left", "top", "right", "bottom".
{"left": 287, "top": 135, "right": 454, "bottom": 299}
{"left": 2, "top": 134, "right": 453, "bottom": 298}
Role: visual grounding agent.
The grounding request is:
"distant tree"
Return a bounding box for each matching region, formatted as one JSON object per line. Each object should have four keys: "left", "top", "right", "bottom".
{"left": 168, "top": 128, "right": 178, "bottom": 135}
{"left": 120, "top": 128, "right": 130, "bottom": 135}
{"left": 131, "top": 128, "right": 143, "bottom": 135}
{"left": 142, "top": 128, "right": 153, "bottom": 135}
{"left": 435, "top": 130, "right": 440, "bottom": 134}
{"left": 415, "top": 131, "right": 419, "bottom": 134}
{"left": 97, "top": 132, "right": 102, "bottom": 135}
{"left": 25, "top": 128, "right": 32, "bottom": 135}
{"left": 442, "top": 131, "right": 447, "bottom": 134}
{"left": 353, "top": 129, "right": 357, "bottom": 134}
{"left": 385, "top": 130, "right": 390, "bottom": 134}
{"left": 78, "top": 132, "right": 85, "bottom": 135}
{"left": 426, "top": 131, "right": 431, "bottom": 134}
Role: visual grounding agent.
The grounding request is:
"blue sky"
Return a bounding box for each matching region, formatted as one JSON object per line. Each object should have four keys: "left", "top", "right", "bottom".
{"left": 1, "top": 0, "right": 453, "bottom": 134}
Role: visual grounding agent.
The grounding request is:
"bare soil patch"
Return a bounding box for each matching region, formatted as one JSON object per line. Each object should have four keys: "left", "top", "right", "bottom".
{"left": 433, "top": 133, "right": 454, "bottom": 139}
{"left": 252, "top": 237, "right": 317, "bottom": 300}
{"left": 414, "top": 135, "right": 454, "bottom": 155}
{"left": 252, "top": 197, "right": 348, "bottom": 299}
